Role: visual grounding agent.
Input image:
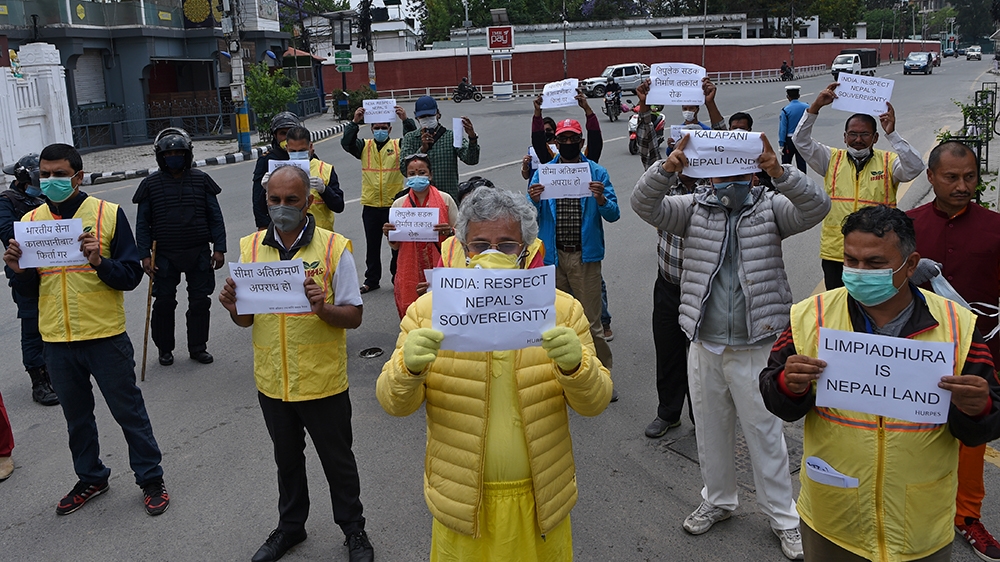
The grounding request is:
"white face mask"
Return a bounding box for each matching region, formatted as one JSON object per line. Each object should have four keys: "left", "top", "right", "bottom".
{"left": 418, "top": 116, "right": 438, "bottom": 130}
{"left": 682, "top": 110, "right": 696, "bottom": 122}
{"left": 847, "top": 146, "right": 872, "bottom": 159}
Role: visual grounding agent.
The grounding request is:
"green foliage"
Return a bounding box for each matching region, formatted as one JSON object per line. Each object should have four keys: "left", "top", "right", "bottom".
{"left": 953, "top": 0, "right": 994, "bottom": 43}
{"left": 807, "top": 0, "right": 863, "bottom": 36}
{"left": 329, "top": 86, "right": 379, "bottom": 117}
{"left": 245, "top": 62, "right": 301, "bottom": 130}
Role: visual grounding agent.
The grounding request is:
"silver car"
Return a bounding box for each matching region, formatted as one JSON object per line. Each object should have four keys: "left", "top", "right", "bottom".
{"left": 581, "top": 63, "right": 651, "bottom": 97}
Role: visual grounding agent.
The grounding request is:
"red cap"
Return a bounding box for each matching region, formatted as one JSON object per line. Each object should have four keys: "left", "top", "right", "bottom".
{"left": 555, "top": 119, "right": 582, "bottom": 136}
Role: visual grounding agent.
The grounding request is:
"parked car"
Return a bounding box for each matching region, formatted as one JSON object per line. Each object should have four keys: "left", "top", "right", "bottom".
{"left": 944, "top": 48, "right": 955, "bottom": 57}
{"left": 968, "top": 46, "right": 983, "bottom": 60}
{"left": 958, "top": 47, "right": 967, "bottom": 56}
{"left": 904, "top": 52, "right": 932, "bottom": 75}
{"left": 581, "top": 63, "right": 651, "bottom": 97}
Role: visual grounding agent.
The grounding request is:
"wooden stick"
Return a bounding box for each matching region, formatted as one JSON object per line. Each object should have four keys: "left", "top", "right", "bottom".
{"left": 141, "top": 241, "right": 157, "bottom": 382}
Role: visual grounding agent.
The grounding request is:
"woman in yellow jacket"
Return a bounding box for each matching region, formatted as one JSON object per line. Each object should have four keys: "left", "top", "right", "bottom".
{"left": 377, "top": 187, "right": 613, "bottom": 561}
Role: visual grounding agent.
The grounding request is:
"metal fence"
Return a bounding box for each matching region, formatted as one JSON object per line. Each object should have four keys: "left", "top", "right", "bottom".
{"left": 71, "top": 100, "right": 235, "bottom": 151}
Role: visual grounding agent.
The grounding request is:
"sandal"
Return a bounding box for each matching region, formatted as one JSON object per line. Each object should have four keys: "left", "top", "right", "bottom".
{"left": 360, "top": 284, "right": 379, "bottom": 294}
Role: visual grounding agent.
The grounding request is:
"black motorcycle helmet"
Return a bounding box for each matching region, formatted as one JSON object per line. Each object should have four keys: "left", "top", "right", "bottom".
{"left": 153, "top": 127, "right": 193, "bottom": 171}
{"left": 2, "top": 153, "right": 40, "bottom": 188}
{"left": 456, "top": 175, "right": 495, "bottom": 206}
{"left": 270, "top": 111, "right": 301, "bottom": 151}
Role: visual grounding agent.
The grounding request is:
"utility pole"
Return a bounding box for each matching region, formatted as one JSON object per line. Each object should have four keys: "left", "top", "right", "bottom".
{"left": 220, "top": 0, "right": 250, "bottom": 152}
{"left": 463, "top": 0, "right": 472, "bottom": 84}
{"left": 562, "top": 0, "right": 567, "bottom": 79}
{"left": 789, "top": 0, "right": 795, "bottom": 73}
{"left": 357, "top": 0, "right": 376, "bottom": 91}
{"left": 701, "top": 0, "right": 707, "bottom": 67}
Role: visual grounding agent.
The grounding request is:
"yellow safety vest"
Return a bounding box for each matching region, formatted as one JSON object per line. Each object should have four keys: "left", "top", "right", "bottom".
{"left": 820, "top": 148, "right": 899, "bottom": 261}
{"left": 308, "top": 159, "right": 336, "bottom": 232}
{"left": 28, "top": 197, "right": 125, "bottom": 343}
{"left": 239, "top": 229, "right": 353, "bottom": 402}
{"left": 360, "top": 138, "right": 404, "bottom": 207}
{"left": 790, "top": 287, "right": 974, "bottom": 562}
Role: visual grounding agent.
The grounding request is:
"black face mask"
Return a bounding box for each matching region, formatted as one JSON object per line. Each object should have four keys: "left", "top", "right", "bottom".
{"left": 545, "top": 131, "right": 555, "bottom": 142}
{"left": 557, "top": 142, "right": 581, "bottom": 161}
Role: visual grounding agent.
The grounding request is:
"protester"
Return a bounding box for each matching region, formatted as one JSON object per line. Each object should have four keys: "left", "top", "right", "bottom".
{"left": 907, "top": 141, "right": 1000, "bottom": 560}
{"left": 791, "top": 82, "right": 924, "bottom": 289}
{"left": 778, "top": 85, "right": 808, "bottom": 172}
{"left": 133, "top": 127, "right": 226, "bottom": 367}
{"left": 399, "top": 96, "right": 480, "bottom": 199}
{"left": 760, "top": 205, "right": 1000, "bottom": 562}
{"left": 259, "top": 126, "right": 344, "bottom": 233}
{"left": 341, "top": 104, "right": 415, "bottom": 293}
{"left": 663, "top": 82, "right": 726, "bottom": 154}
{"left": 525, "top": 91, "right": 603, "bottom": 176}
{"left": 219, "top": 165, "right": 374, "bottom": 562}
{"left": 0, "top": 152, "right": 57, "bottom": 405}
{"left": 3, "top": 143, "right": 168, "bottom": 516}
{"left": 383, "top": 153, "right": 458, "bottom": 318}
{"left": 529, "top": 117, "right": 619, "bottom": 399}
{"left": 253, "top": 111, "right": 302, "bottom": 229}
{"left": 376, "top": 187, "right": 613, "bottom": 560}
{"left": 632, "top": 133, "right": 830, "bottom": 559}
{"left": 0, "top": 391, "right": 12, "bottom": 480}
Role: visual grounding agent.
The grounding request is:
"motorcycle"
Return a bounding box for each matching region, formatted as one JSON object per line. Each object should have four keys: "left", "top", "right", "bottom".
{"left": 452, "top": 85, "right": 484, "bottom": 103}
{"left": 780, "top": 68, "right": 794, "bottom": 81}
{"left": 627, "top": 107, "right": 664, "bottom": 156}
{"left": 602, "top": 91, "right": 622, "bottom": 121}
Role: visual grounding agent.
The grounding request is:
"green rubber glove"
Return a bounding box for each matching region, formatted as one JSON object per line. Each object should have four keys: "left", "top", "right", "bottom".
{"left": 541, "top": 326, "right": 583, "bottom": 373}
{"left": 403, "top": 328, "right": 444, "bottom": 374}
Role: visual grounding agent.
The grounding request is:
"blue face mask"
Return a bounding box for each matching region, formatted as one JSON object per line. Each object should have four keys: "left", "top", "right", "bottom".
{"left": 406, "top": 175, "right": 431, "bottom": 192}
{"left": 842, "top": 262, "right": 907, "bottom": 307}
{"left": 40, "top": 176, "right": 76, "bottom": 203}
{"left": 373, "top": 129, "right": 389, "bottom": 143}
{"left": 287, "top": 151, "right": 309, "bottom": 160}
{"left": 164, "top": 155, "right": 186, "bottom": 171}
{"left": 25, "top": 184, "right": 41, "bottom": 197}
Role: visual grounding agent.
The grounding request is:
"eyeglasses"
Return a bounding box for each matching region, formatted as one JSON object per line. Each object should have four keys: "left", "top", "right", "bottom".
{"left": 466, "top": 242, "right": 524, "bottom": 255}
{"left": 845, "top": 132, "right": 874, "bottom": 140}
{"left": 556, "top": 135, "right": 583, "bottom": 144}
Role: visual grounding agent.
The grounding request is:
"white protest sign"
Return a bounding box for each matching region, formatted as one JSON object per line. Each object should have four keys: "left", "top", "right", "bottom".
{"left": 268, "top": 159, "right": 311, "bottom": 175}
{"left": 362, "top": 98, "right": 397, "bottom": 123}
{"left": 423, "top": 268, "right": 434, "bottom": 289}
{"left": 669, "top": 125, "right": 686, "bottom": 143}
{"left": 680, "top": 129, "right": 763, "bottom": 178}
{"left": 388, "top": 207, "right": 440, "bottom": 242}
{"left": 647, "top": 63, "right": 706, "bottom": 106}
{"left": 453, "top": 118, "right": 464, "bottom": 149}
{"left": 540, "top": 78, "right": 579, "bottom": 109}
{"left": 229, "top": 259, "right": 311, "bottom": 315}
{"left": 538, "top": 162, "right": 593, "bottom": 200}
{"left": 432, "top": 265, "right": 556, "bottom": 352}
{"left": 14, "top": 219, "right": 85, "bottom": 268}
{"left": 816, "top": 327, "right": 953, "bottom": 424}
{"left": 831, "top": 73, "right": 893, "bottom": 116}
{"left": 528, "top": 146, "right": 541, "bottom": 169}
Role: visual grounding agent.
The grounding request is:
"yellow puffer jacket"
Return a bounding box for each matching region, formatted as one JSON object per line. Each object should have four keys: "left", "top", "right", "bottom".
{"left": 376, "top": 289, "right": 612, "bottom": 537}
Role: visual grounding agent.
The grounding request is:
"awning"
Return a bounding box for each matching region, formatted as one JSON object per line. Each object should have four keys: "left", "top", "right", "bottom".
{"left": 283, "top": 47, "right": 325, "bottom": 61}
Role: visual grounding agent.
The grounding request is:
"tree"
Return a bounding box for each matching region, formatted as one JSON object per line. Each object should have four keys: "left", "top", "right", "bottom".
{"left": 245, "top": 62, "right": 301, "bottom": 131}
{"left": 807, "top": 0, "right": 862, "bottom": 37}
{"left": 277, "top": 0, "right": 350, "bottom": 52}
{"left": 954, "top": 0, "right": 994, "bottom": 43}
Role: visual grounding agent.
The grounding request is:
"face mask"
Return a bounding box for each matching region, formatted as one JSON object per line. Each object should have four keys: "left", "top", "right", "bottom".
{"left": 40, "top": 176, "right": 76, "bottom": 203}
{"left": 557, "top": 142, "right": 581, "bottom": 161}
{"left": 25, "top": 185, "right": 41, "bottom": 197}
{"left": 842, "top": 262, "right": 907, "bottom": 307}
{"left": 418, "top": 117, "right": 438, "bottom": 130}
{"left": 373, "top": 129, "right": 390, "bottom": 143}
{"left": 406, "top": 175, "right": 431, "bottom": 192}
{"left": 714, "top": 181, "right": 751, "bottom": 209}
{"left": 278, "top": 140, "right": 288, "bottom": 151}
{"left": 268, "top": 203, "right": 306, "bottom": 233}
{"left": 682, "top": 110, "right": 696, "bottom": 122}
{"left": 544, "top": 131, "right": 555, "bottom": 142}
{"left": 847, "top": 146, "right": 871, "bottom": 159}
{"left": 287, "top": 151, "right": 309, "bottom": 160}
{"left": 468, "top": 249, "right": 520, "bottom": 270}
{"left": 164, "top": 155, "right": 186, "bottom": 170}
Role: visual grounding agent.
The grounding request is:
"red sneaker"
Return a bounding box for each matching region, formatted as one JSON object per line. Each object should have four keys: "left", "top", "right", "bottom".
{"left": 56, "top": 480, "right": 109, "bottom": 515}
{"left": 957, "top": 519, "right": 1000, "bottom": 561}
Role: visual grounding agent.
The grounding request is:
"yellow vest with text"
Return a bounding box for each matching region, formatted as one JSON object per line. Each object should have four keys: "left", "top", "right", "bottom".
{"left": 239, "top": 228, "right": 352, "bottom": 402}
{"left": 28, "top": 197, "right": 125, "bottom": 342}
{"left": 360, "top": 138, "right": 404, "bottom": 207}
{"left": 791, "top": 287, "right": 974, "bottom": 562}
{"left": 820, "top": 148, "right": 899, "bottom": 261}
{"left": 308, "top": 159, "right": 336, "bottom": 232}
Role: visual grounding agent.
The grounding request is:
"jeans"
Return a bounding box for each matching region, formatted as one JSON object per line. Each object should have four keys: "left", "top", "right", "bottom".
{"left": 11, "top": 287, "right": 44, "bottom": 370}
{"left": 44, "top": 333, "right": 163, "bottom": 486}
{"left": 781, "top": 138, "right": 807, "bottom": 173}
{"left": 652, "top": 275, "right": 691, "bottom": 423}
{"left": 152, "top": 248, "right": 215, "bottom": 354}
{"left": 361, "top": 206, "right": 397, "bottom": 287}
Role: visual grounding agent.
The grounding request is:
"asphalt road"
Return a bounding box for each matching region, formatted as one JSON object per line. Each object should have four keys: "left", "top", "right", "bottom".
{"left": 1, "top": 56, "right": 998, "bottom": 562}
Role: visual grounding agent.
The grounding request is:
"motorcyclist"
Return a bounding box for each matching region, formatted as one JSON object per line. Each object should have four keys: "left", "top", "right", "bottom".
{"left": 605, "top": 77, "right": 622, "bottom": 100}
{"left": 780, "top": 61, "right": 793, "bottom": 80}
{"left": 457, "top": 77, "right": 475, "bottom": 97}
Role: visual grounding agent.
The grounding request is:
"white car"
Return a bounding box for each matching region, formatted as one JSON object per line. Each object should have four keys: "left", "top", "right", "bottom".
{"left": 968, "top": 46, "right": 983, "bottom": 61}
{"left": 581, "top": 63, "right": 650, "bottom": 97}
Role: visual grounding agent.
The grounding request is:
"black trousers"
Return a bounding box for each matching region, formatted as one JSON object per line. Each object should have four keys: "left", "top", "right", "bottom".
{"left": 257, "top": 390, "right": 365, "bottom": 537}
{"left": 652, "top": 274, "right": 692, "bottom": 423}
{"left": 361, "top": 205, "right": 397, "bottom": 287}
{"left": 822, "top": 259, "right": 844, "bottom": 290}
{"left": 782, "top": 138, "right": 807, "bottom": 173}
{"left": 151, "top": 248, "right": 215, "bottom": 354}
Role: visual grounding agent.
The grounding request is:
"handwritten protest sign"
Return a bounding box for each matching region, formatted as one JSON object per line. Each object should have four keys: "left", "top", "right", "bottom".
{"left": 453, "top": 118, "right": 464, "bottom": 148}
{"left": 432, "top": 265, "right": 556, "bottom": 352}
{"left": 647, "top": 63, "right": 706, "bottom": 106}
{"left": 831, "top": 73, "right": 893, "bottom": 116}
{"left": 388, "top": 207, "right": 440, "bottom": 242}
{"left": 14, "top": 219, "right": 85, "bottom": 268}
{"left": 669, "top": 125, "right": 686, "bottom": 143}
{"left": 229, "top": 259, "right": 311, "bottom": 315}
{"left": 540, "top": 78, "right": 579, "bottom": 109}
{"left": 680, "top": 129, "right": 763, "bottom": 178}
{"left": 362, "top": 98, "right": 397, "bottom": 123}
{"left": 816, "top": 327, "right": 953, "bottom": 424}
{"left": 538, "top": 162, "right": 593, "bottom": 200}
{"left": 268, "top": 159, "right": 311, "bottom": 175}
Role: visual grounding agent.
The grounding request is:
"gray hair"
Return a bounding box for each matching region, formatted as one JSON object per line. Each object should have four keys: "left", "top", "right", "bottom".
{"left": 268, "top": 165, "right": 310, "bottom": 198}
{"left": 455, "top": 187, "right": 538, "bottom": 246}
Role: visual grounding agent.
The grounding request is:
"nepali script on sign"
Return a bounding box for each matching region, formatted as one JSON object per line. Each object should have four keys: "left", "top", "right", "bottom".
{"left": 14, "top": 219, "right": 85, "bottom": 268}
{"left": 432, "top": 265, "right": 557, "bottom": 352}
{"left": 680, "top": 129, "right": 763, "bottom": 178}
{"left": 541, "top": 79, "right": 579, "bottom": 109}
{"left": 229, "top": 259, "right": 311, "bottom": 315}
{"left": 538, "top": 162, "right": 593, "bottom": 200}
{"left": 816, "top": 327, "right": 954, "bottom": 424}
{"left": 362, "top": 98, "right": 397, "bottom": 123}
{"left": 831, "top": 73, "right": 894, "bottom": 116}
{"left": 647, "top": 63, "right": 706, "bottom": 106}
{"left": 388, "top": 207, "right": 440, "bottom": 242}
{"left": 268, "top": 159, "right": 311, "bottom": 175}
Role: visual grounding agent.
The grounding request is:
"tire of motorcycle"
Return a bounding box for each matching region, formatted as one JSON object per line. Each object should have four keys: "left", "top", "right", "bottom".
{"left": 453, "top": 94, "right": 463, "bottom": 103}
{"left": 629, "top": 138, "right": 638, "bottom": 155}
{"left": 473, "top": 92, "right": 483, "bottom": 102}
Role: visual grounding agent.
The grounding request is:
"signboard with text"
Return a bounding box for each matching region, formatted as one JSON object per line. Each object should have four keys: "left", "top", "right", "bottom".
{"left": 487, "top": 26, "right": 514, "bottom": 50}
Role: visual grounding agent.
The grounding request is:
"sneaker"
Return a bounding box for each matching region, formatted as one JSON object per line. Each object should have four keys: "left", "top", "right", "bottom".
{"left": 957, "top": 518, "right": 1000, "bottom": 561}
{"left": 142, "top": 479, "right": 170, "bottom": 516}
{"left": 56, "top": 480, "right": 109, "bottom": 515}
{"left": 345, "top": 530, "right": 375, "bottom": 562}
{"left": 773, "top": 527, "right": 804, "bottom": 560}
{"left": 603, "top": 324, "right": 614, "bottom": 342}
{"left": 644, "top": 417, "right": 682, "bottom": 438}
{"left": 610, "top": 387, "right": 619, "bottom": 403}
{"left": 682, "top": 500, "right": 731, "bottom": 535}
{"left": 252, "top": 528, "right": 308, "bottom": 562}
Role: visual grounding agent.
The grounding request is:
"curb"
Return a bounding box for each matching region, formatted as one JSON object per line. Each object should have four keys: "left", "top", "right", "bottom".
{"left": 83, "top": 122, "right": 350, "bottom": 186}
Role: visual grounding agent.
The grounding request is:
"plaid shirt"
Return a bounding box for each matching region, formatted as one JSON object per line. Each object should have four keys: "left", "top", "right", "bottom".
{"left": 400, "top": 125, "right": 480, "bottom": 200}
{"left": 555, "top": 198, "right": 582, "bottom": 247}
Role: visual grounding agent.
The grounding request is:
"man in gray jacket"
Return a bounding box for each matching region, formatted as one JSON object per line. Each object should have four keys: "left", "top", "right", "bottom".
{"left": 631, "top": 133, "right": 830, "bottom": 560}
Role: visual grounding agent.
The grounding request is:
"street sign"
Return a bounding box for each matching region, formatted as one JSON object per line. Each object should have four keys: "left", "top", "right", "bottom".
{"left": 336, "top": 65, "right": 354, "bottom": 73}
{"left": 334, "top": 50, "right": 352, "bottom": 63}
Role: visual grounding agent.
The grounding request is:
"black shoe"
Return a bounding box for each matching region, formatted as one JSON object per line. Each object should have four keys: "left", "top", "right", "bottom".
{"left": 190, "top": 351, "right": 213, "bottom": 364}
{"left": 158, "top": 351, "right": 174, "bottom": 366}
{"left": 644, "top": 417, "right": 682, "bottom": 438}
{"left": 56, "top": 480, "right": 109, "bottom": 515}
{"left": 142, "top": 479, "right": 169, "bottom": 516}
{"left": 252, "top": 529, "right": 307, "bottom": 562}
{"left": 28, "top": 367, "right": 59, "bottom": 406}
{"left": 345, "top": 530, "right": 374, "bottom": 562}
{"left": 610, "top": 387, "right": 619, "bottom": 403}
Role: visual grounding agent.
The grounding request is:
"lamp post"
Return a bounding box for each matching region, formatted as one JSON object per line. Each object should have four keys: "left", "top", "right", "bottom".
{"left": 701, "top": 0, "right": 707, "bottom": 66}
{"left": 562, "top": 0, "right": 568, "bottom": 79}
{"left": 789, "top": 0, "right": 795, "bottom": 74}
{"left": 463, "top": 0, "right": 472, "bottom": 84}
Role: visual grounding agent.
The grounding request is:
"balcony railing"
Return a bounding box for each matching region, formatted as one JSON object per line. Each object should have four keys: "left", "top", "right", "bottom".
{"left": 0, "top": 0, "right": 184, "bottom": 28}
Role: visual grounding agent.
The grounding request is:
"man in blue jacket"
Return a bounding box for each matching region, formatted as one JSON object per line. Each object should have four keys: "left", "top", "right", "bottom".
{"left": 529, "top": 118, "right": 619, "bottom": 395}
